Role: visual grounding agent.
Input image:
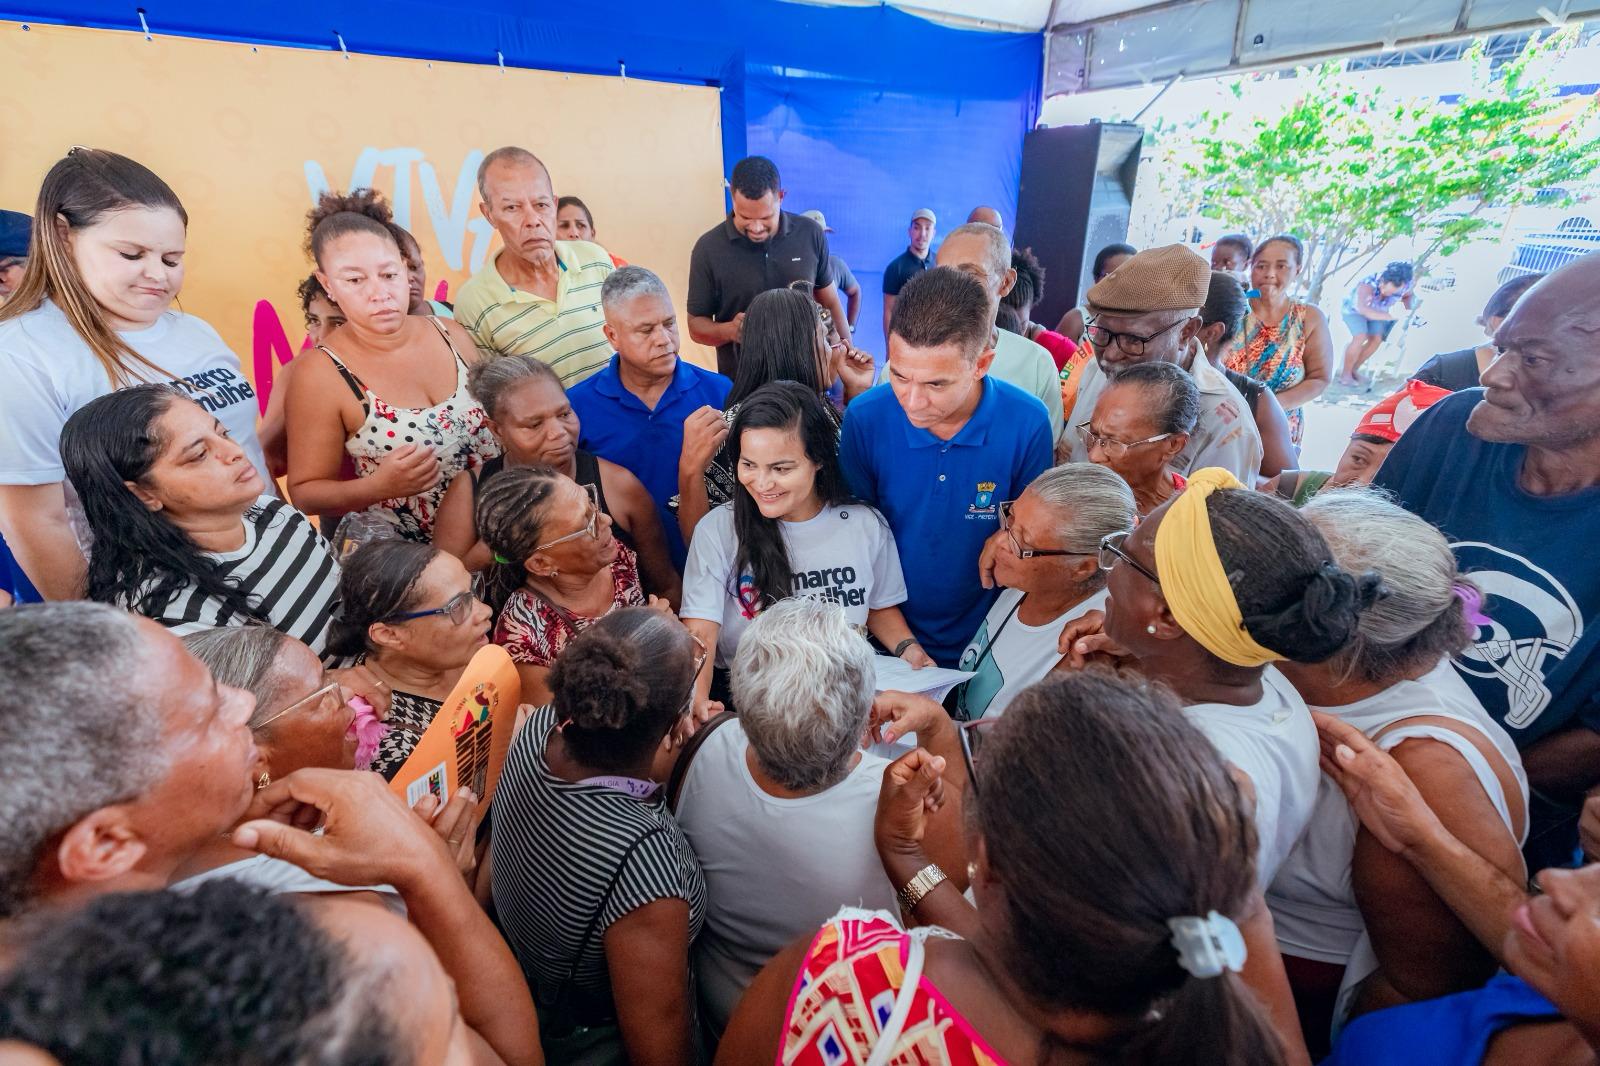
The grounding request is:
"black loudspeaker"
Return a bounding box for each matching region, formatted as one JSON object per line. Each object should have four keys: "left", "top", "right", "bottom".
{"left": 1013, "top": 122, "right": 1143, "bottom": 331}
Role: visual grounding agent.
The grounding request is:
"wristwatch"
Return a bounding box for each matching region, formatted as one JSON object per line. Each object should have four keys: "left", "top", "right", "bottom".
{"left": 896, "top": 863, "right": 948, "bottom": 917}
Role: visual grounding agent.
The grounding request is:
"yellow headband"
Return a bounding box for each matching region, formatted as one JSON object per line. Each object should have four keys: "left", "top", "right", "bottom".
{"left": 1152, "top": 467, "right": 1282, "bottom": 668}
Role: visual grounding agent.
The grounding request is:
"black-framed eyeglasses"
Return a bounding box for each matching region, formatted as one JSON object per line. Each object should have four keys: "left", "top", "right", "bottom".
{"left": 254, "top": 677, "right": 342, "bottom": 731}
{"left": 956, "top": 717, "right": 1001, "bottom": 797}
{"left": 1098, "top": 530, "right": 1161, "bottom": 586}
{"left": 534, "top": 481, "right": 602, "bottom": 552}
{"left": 998, "top": 500, "right": 1095, "bottom": 561}
{"left": 1083, "top": 316, "right": 1187, "bottom": 357}
{"left": 1075, "top": 421, "right": 1174, "bottom": 461}
{"left": 382, "top": 589, "right": 479, "bottom": 626}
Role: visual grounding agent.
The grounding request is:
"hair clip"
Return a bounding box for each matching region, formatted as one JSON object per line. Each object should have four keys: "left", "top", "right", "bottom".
{"left": 1167, "top": 911, "right": 1246, "bottom": 979}
{"left": 492, "top": 552, "right": 512, "bottom": 565}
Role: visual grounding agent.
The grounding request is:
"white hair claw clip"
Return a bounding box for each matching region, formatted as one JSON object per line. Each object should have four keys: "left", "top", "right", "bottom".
{"left": 1166, "top": 910, "right": 1248, "bottom": 979}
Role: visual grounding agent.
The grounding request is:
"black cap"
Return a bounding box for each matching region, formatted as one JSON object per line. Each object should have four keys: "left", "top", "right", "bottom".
{"left": 0, "top": 210, "right": 33, "bottom": 259}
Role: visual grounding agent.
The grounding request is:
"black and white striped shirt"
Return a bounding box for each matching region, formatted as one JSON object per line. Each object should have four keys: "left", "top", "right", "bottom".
{"left": 131, "top": 496, "right": 340, "bottom": 657}
{"left": 490, "top": 704, "right": 706, "bottom": 1009}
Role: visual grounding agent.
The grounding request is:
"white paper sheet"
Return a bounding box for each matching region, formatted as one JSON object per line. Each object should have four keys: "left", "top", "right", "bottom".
{"left": 872, "top": 654, "right": 973, "bottom": 704}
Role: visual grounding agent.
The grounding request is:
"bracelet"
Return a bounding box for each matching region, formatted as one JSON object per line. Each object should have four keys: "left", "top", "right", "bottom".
{"left": 892, "top": 637, "right": 920, "bottom": 657}
{"left": 896, "top": 863, "right": 948, "bottom": 916}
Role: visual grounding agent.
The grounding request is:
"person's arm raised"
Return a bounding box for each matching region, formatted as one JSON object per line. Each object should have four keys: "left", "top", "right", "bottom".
{"left": 675, "top": 407, "right": 729, "bottom": 546}
{"left": 231, "top": 768, "right": 542, "bottom": 1066}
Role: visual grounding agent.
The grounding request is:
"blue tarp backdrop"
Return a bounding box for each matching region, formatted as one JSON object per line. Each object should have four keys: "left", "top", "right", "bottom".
{"left": 2, "top": 0, "right": 1041, "bottom": 347}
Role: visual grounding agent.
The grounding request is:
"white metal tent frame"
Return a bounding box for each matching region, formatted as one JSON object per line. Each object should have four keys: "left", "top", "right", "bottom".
{"left": 1043, "top": 0, "right": 1600, "bottom": 95}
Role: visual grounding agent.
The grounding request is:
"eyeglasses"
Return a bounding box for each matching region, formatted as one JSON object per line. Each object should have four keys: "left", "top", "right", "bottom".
{"left": 254, "top": 678, "right": 342, "bottom": 731}
{"left": 1075, "top": 421, "right": 1173, "bottom": 461}
{"left": 956, "top": 717, "right": 1001, "bottom": 797}
{"left": 534, "top": 481, "right": 602, "bottom": 552}
{"left": 382, "top": 589, "right": 479, "bottom": 626}
{"left": 1098, "top": 530, "right": 1161, "bottom": 586}
{"left": 998, "top": 500, "right": 1095, "bottom": 561}
{"left": 1083, "top": 316, "right": 1187, "bottom": 357}
{"left": 679, "top": 633, "right": 710, "bottom": 713}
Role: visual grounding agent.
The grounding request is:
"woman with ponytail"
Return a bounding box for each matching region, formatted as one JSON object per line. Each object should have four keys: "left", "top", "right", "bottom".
{"left": 285, "top": 188, "right": 498, "bottom": 542}
{"left": 1269, "top": 489, "right": 1527, "bottom": 1052}
{"left": 0, "top": 148, "right": 270, "bottom": 600}
{"left": 476, "top": 464, "right": 655, "bottom": 706}
{"left": 718, "top": 669, "right": 1289, "bottom": 1066}
{"left": 491, "top": 606, "right": 707, "bottom": 1065}
{"left": 61, "top": 384, "right": 339, "bottom": 656}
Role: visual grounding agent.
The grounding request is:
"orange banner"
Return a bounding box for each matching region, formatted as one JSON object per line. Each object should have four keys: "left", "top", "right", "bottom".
{"left": 0, "top": 20, "right": 726, "bottom": 413}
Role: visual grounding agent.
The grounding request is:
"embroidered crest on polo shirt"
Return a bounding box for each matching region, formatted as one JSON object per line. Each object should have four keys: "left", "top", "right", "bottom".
{"left": 969, "top": 481, "right": 998, "bottom": 517}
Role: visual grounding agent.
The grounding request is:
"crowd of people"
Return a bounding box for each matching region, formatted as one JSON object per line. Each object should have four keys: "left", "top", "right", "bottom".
{"left": 0, "top": 141, "right": 1597, "bottom": 1066}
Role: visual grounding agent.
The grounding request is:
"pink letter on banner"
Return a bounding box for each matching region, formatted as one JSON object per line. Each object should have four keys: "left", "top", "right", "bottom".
{"left": 251, "top": 299, "right": 299, "bottom": 414}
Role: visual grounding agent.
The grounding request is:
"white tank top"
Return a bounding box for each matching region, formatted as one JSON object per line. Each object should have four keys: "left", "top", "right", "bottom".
{"left": 1267, "top": 658, "right": 1527, "bottom": 984}
{"left": 673, "top": 720, "right": 899, "bottom": 1033}
{"left": 1183, "top": 667, "right": 1322, "bottom": 889}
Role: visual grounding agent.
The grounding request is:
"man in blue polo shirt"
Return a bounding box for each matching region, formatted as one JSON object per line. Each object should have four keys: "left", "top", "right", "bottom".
{"left": 568, "top": 266, "right": 732, "bottom": 570}
{"left": 841, "top": 267, "right": 1053, "bottom": 667}
{"left": 1373, "top": 253, "right": 1600, "bottom": 869}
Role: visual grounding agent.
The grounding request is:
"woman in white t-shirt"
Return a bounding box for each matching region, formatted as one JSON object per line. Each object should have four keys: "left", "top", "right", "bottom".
{"left": 955, "top": 462, "right": 1134, "bottom": 720}
{"left": 681, "top": 382, "right": 927, "bottom": 707}
{"left": 0, "top": 148, "right": 271, "bottom": 600}
{"left": 1270, "top": 490, "right": 1527, "bottom": 1049}
{"left": 1095, "top": 470, "right": 1383, "bottom": 888}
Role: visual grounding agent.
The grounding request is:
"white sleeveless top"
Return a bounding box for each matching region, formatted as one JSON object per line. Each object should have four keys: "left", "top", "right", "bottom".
{"left": 1267, "top": 658, "right": 1527, "bottom": 988}
{"left": 673, "top": 719, "right": 899, "bottom": 1033}
{"left": 1184, "top": 667, "right": 1321, "bottom": 889}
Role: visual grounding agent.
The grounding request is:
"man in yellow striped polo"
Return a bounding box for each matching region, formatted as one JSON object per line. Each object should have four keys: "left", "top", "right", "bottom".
{"left": 455, "top": 146, "right": 615, "bottom": 386}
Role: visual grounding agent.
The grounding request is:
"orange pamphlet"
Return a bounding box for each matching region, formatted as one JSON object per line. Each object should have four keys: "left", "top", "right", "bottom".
{"left": 388, "top": 644, "right": 521, "bottom": 809}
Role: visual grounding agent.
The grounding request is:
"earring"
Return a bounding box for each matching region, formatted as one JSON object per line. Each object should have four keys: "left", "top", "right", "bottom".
{"left": 967, "top": 862, "right": 979, "bottom": 883}
{"left": 256, "top": 771, "right": 272, "bottom": 790}
{"left": 1146, "top": 624, "right": 1158, "bottom": 635}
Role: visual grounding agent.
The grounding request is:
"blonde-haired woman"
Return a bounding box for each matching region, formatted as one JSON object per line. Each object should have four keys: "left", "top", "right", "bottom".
{"left": 0, "top": 148, "right": 269, "bottom": 600}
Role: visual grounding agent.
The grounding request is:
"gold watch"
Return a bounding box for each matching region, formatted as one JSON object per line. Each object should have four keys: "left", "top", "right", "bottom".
{"left": 896, "top": 863, "right": 948, "bottom": 917}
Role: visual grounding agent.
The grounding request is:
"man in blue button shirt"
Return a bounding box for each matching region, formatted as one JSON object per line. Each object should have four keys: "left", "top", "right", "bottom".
{"left": 840, "top": 267, "right": 1053, "bottom": 667}
{"left": 568, "top": 266, "right": 732, "bottom": 570}
{"left": 1373, "top": 253, "right": 1600, "bottom": 868}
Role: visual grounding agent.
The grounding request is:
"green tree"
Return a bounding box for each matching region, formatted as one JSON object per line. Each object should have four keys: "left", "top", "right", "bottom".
{"left": 1166, "top": 27, "right": 1600, "bottom": 302}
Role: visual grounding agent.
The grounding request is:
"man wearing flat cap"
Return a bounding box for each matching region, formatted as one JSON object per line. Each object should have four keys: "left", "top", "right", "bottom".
{"left": 0, "top": 209, "right": 30, "bottom": 301}
{"left": 1064, "top": 244, "right": 1263, "bottom": 483}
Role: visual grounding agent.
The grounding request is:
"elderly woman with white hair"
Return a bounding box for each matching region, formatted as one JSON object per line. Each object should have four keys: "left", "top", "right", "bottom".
{"left": 1268, "top": 489, "right": 1529, "bottom": 1051}
{"left": 956, "top": 462, "right": 1135, "bottom": 720}
{"left": 671, "top": 597, "right": 968, "bottom": 1034}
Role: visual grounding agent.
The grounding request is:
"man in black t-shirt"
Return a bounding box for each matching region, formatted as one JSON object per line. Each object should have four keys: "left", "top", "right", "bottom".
{"left": 881, "top": 208, "right": 936, "bottom": 341}
{"left": 686, "top": 157, "right": 851, "bottom": 378}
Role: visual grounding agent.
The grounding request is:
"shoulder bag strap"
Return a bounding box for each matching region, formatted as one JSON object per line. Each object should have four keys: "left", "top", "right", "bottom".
{"left": 666, "top": 710, "right": 735, "bottom": 813}
{"left": 864, "top": 932, "right": 927, "bottom": 1066}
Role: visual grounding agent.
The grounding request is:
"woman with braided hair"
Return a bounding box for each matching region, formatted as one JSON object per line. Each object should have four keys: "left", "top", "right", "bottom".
{"left": 477, "top": 464, "right": 664, "bottom": 706}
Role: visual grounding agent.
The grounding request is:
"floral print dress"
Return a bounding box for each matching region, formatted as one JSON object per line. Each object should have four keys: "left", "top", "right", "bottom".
{"left": 319, "top": 317, "right": 500, "bottom": 542}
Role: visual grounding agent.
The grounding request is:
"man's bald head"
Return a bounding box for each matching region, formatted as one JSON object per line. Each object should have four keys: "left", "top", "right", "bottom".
{"left": 1470, "top": 252, "right": 1600, "bottom": 449}
{"left": 967, "top": 206, "right": 1003, "bottom": 229}
{"left": 477, "top": 146, "right": 549, "bottom": 200}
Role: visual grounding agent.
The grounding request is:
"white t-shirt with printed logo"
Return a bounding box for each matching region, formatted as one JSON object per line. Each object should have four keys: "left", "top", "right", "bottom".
{"left": 0, "top": 299, "right": 269, "bottom": 487}
{"left": 681, "top": 500, "right": 908, "bottom": 666}
{"left": 955, "top": 586, "right": 1108, "bottom": 721}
